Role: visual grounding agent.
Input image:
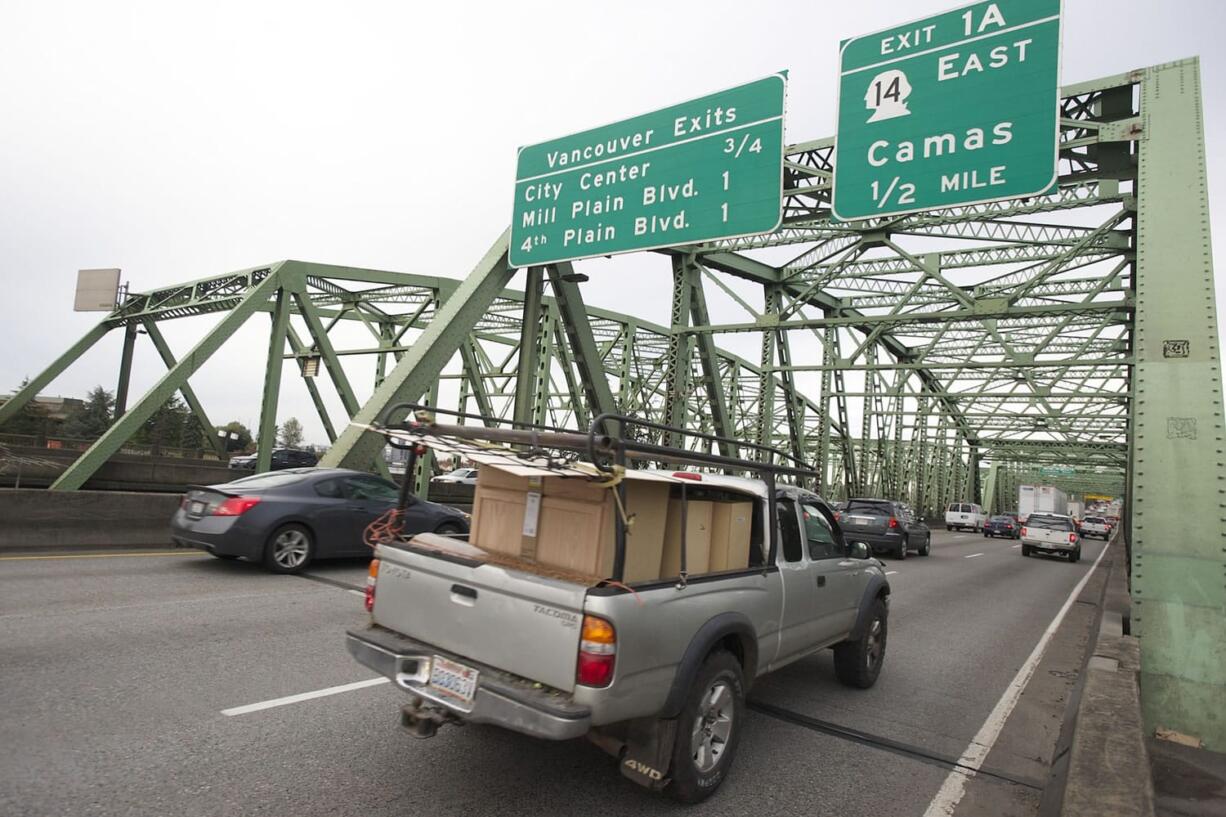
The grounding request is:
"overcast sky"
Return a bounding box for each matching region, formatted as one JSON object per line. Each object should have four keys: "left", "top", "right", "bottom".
{"left": 2, "top": 0, "right": 1223, "bottom": 446}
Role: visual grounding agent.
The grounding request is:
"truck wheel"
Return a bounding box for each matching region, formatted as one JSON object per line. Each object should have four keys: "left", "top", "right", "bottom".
{"left": 946, "top": 525, "right": 952, "bottom": 531}
{"left": 666, "top": 651, "right": 744, "bottom": 804}
{"left": 1070, "top": 547, "right": 1081, "bottom": 563}
{"left": 1022, "top": 545, "right": 1031, "bottom": 557}
{"left": 834, "top": 598, "right": 887, "bottom": 689}
{"left": 264, "top": 524, "right": 314, "bottom": 574}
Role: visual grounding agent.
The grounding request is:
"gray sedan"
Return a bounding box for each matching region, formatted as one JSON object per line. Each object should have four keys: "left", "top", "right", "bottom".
{"left": 170, "top": 468, "right": 469, "bottom": 573}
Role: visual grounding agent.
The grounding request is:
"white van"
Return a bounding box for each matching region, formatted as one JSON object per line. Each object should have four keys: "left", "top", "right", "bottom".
{"left": 945, "top": 502, "right": 985, "bottom": 531}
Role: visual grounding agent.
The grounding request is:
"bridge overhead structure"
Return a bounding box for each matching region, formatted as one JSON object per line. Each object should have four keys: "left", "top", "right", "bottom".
{"left": 3, "top": 61, "right": 1221, "bottom": 747}
{"left": 318, "top": 59, "right": 1219, "bottom": 748}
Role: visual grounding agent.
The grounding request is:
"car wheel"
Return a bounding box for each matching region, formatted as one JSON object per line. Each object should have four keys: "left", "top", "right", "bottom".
{"left": 435, "top": 522, "right": 465, "bottom": 536}
{"left": 666, "top": 651, "right": 744, "bottom": 804}
{"left": 896, "top": 536, "right": 908, "bottom": 560}
{"left": 264, "top": 524, "right": 314, "bottom": 574}
{"left": 918, "top": 535, "right": 931, "bottom": 556}
{"left": 834, "top": 598, "right": 887, "bottom": 689}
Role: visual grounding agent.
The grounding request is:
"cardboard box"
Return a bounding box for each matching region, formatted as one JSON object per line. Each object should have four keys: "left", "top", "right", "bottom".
{"left": 709, "top": 501, "right": 753, "bottom": 572}
{"left": 468, "top": 465, "right": 669, "bottom": 583}
{"left": 661, "top": 499, "right": 713, "bottom": 577}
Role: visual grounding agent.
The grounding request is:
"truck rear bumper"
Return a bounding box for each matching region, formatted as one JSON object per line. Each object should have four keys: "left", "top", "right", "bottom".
{"left": 346, "top": 625, "right": 592, "bottom": 741}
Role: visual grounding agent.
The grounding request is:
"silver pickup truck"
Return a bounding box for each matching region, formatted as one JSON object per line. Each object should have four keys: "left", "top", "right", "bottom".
{"left": 345, "top": 414, "right": 891, "bottom": 803}
{"left": 1021, "top": 513, "right": 1082, "bottom": 562}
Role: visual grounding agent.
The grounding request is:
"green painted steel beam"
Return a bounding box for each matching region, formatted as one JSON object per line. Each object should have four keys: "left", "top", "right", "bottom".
{"left": 50, "top": 266, "right": 284, "bottom": 490}
{"left": 547, "top": 263, "right": 618, "bottom": 421}
{"left": 320, "top": 230, "right": 516, "bottom": 471}
{"left": 256, "top": 288, "right": 292, "bottom": 473}
{"left": 0, "top": 321, "right": 111, "bottom": 428}
{"left": 143, "top": 321, "right": 225, "bottom": 458}
{"left": 1129, "top": 58, "right": 1226, "bottom": 750}
{"left": 513, "top": 268, "right": 545, "bottom": 427}
{"left": 285, "top": 325, "right": 338, "bottom": 444}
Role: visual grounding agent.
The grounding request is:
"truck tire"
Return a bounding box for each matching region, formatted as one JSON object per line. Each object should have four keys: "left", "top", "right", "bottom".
{"left": 1070, "top": 547, "right": 1081, "bottom": 563}
{"left": 834, "top": 598, "right": 887, "bottom": 690}
{"left": 1022, "top": 544, "right": 1032, "bottom": 557}
{"left": 666, "top": 650, "right": 744, "bottom": 804}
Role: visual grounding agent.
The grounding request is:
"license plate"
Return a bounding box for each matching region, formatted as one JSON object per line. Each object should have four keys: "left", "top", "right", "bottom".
{"left": 191, "top": 501, "right": 205, "bottom": 515}
{"left": 428, "top": 656, "right": 479, "bottom": 706}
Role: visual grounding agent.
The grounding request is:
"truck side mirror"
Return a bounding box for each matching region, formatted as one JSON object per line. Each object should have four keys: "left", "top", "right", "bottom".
{"left": 848, "top": 541, "right": 871, "bottom": 560}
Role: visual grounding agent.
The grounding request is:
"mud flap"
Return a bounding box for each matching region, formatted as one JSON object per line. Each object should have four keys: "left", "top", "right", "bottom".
{"left": 619, "top": 718, "right": 678, "bottom": 791}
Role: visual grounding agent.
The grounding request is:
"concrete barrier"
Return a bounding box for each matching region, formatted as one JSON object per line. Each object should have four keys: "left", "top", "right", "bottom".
{"left": 1058, "top": 534, "right": 1156, "bottom": 817}
{"left": 0, "top": 488, "right": 181, "bottom": 551}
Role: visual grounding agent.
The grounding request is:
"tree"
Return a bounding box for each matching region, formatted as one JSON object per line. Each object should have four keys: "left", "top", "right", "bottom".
{"left": 60, "top": 386, "right": 115, "bottom": 440}
{"left": 215, "top": 421, "right": 253, "bottom": 453}
{"left": 278, "top": 417, "right": 304, "bottom": 449}
{"left": 0, "top": 377, "right": 49, "bottom": 438}
{"left": 136, "top": 394, "right": 190, "bottom": 451}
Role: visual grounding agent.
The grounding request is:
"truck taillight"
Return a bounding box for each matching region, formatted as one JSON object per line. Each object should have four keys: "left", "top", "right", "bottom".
{"left": 888, "top": 517, "right": 899, "bottom": 529}
{"left": 212, "top": 496, "right": 261, "bottom": 516}
{"left": 1020, "top": 527, "right": 1028, "bottom": 538}
{"left": 577, "top": 614, "right": 616, "bottom": 687}
{"left": 365, "top": 559, "right": 379, "bottom": 612}
{"left": 1068, "top": 533, "right": 1077, "bottom": 544}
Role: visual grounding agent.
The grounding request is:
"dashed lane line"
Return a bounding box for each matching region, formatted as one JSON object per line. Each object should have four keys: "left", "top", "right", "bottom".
{"left": 221, "top": 677, "right": 390, "bottom": 717}
{"left": 964, "top": 553, "right": 984, "bottom": 559}
{"left": 1011, "top": 544, "right": 1022, "bottom": 549}
{"left": 885, "top": 570, "right": 899, "bottom": 575}
{"left": 0, "top": 551, "right": 201, "bottom": 562}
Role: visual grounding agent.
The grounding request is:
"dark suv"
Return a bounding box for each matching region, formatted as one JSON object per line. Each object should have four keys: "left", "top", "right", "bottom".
{"left": 837, "top": 497, "right": 932, "bottom": 559}
{"left": 228, "top": 448, "right": 318, "bottom": 471}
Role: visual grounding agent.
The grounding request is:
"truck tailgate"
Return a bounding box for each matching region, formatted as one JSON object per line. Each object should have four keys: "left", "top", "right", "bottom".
{"left": 372, "top": 543, "right": 586, "bottom": 693}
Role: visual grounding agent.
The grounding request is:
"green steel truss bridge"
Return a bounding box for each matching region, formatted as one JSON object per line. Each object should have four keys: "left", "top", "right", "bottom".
{"left": 1, "top": 60, "right": 1222, "bottom": 747}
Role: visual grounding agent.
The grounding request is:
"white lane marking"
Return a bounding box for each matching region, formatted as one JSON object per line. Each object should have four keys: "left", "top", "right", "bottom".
{"left": 885, "top": 570, "right": 898, "bottom": 576}
{"left": 922, "top": 541, "right": 1109, "bottom": 817}
{"left": 348, "top": 589, "right": 365, "bottom": 597}
{"left": 1011, "top": 544, "right": 1022, "bottom": 549}
{"left": 221, "top": 677, "right": 389, "bottom": 716}
{"left": 964, "top": 553, "right": 984, "bottom": 559}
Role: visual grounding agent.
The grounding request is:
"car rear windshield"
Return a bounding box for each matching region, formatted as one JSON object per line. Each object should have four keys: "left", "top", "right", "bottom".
{"left": 1027, "top": 515, "right": 1073, "bottom": 531}
{"left": 224, "top": 472, "right": 309, "bottom": 489}
{"left": 990, "top": 516, "right": 1013, "bottom": 523}
{"left": 846, "top": 500, "right": 892, "bottom": 516}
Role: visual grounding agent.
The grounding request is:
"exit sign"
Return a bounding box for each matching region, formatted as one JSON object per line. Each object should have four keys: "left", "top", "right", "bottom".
{"left": 833, "top": 0, "right": 1061, "bottom": 220}
{"left": 510, "top": 74, "right": 786, "bottom": 267}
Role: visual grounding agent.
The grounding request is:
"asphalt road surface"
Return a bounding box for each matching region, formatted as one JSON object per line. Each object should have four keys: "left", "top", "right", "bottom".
{"left": 0, "top": 529, "right": 1109, "bottom": 817}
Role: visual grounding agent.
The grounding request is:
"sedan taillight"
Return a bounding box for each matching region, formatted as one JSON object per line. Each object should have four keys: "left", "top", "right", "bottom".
{"left": 212, "top": 496, "right": 262, "bottom": 516}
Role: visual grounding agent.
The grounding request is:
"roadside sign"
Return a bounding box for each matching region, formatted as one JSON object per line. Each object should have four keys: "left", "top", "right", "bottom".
{"left": 510, "top": 73, "right": 786, "bottom": 267}
{"left": 73, "top": 268, "right": 121, "bottom": 311}
{"left": 1040, "top": 465, "right": 1075, "bottom": 477}
{"left": 833, "top": 0, "right": 1061, "bottom": 220}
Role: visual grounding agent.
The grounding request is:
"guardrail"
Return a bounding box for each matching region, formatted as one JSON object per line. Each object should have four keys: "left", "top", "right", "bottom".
{"left": 0, "top": 433, "right": 224, "bottom": 461}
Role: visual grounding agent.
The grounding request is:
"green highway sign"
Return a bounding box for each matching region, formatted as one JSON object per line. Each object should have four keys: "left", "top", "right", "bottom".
{"left": 833, "top": 0, "right": 1061, "bottom": 220}
{"left": 510, "top": 74, "right": 785, "bottom": 267}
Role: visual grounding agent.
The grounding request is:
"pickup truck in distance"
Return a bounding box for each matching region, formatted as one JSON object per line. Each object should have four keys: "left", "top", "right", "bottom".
{"left": 345, "top": 411, "right": 891, "bottom": 803}
{"left": 1020, "top": 513, "right": 1081, "bottom": 562}
{"left": 1079, "top": 516, "right": 1111, "bottom": 539}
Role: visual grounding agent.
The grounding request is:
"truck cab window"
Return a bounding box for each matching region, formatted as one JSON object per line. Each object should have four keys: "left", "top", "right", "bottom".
{"left": 802, "top": 504, "right": 840, "bottom": 560}
{"left": 776, "top": 499, "right": 803, "bottom": 563}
